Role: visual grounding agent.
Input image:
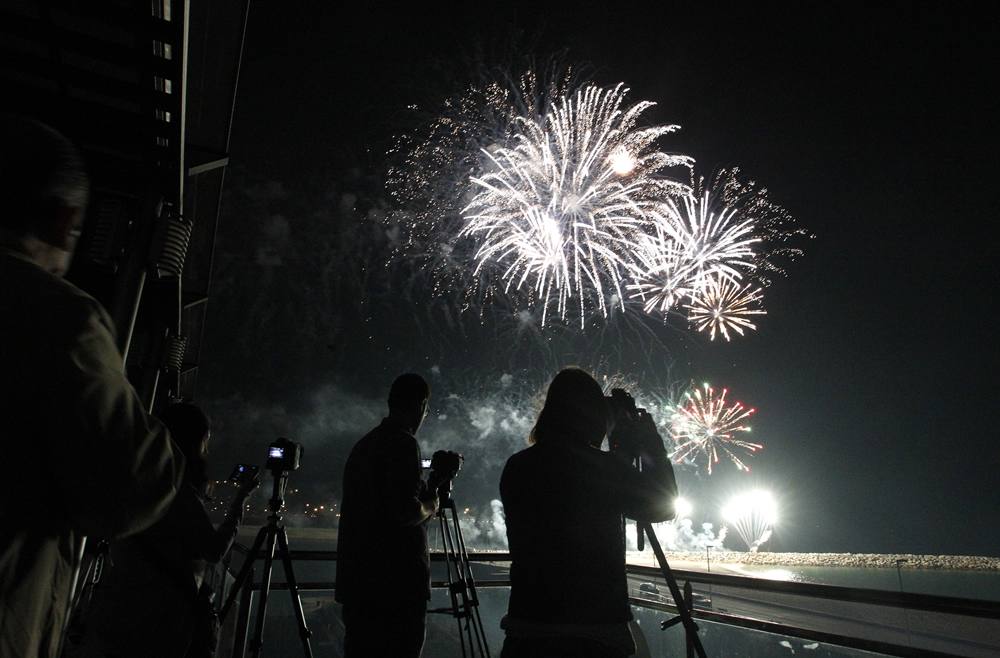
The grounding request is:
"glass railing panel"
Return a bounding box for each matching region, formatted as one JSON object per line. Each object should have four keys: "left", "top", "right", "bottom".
{"left": 628, "top": 572, "right": 1000, "bottom": 657}
{"left": 634, "top": 605, "right": 892, "bottom": 658}
{"left": 227, "top": 587, "right": 509, "bottom": 658}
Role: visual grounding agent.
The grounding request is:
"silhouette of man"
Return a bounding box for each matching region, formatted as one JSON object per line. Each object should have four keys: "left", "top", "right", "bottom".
{"left": 335, "top": 373, "right": 441, "bottom": 658}
{"left": 0, "top": 117, "right": 185, "bottom": 658}
{"left": 499, "top": 367, "right": 678, "bottom": 658}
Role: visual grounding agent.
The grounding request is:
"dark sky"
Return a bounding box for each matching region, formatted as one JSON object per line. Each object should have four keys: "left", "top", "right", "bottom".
{"left": 205, "top": 2, "right": 1000, "bottom": 555}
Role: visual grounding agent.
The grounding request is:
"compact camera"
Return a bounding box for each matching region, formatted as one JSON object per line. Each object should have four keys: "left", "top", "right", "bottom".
{"left": 228, "top": 463, "right": 259, "bottom": 482}
{"left": 266, "top": 437, "right": 303, "bottom": 473}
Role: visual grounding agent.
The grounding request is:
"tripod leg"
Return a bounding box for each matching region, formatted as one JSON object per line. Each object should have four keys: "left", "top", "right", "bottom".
{"left": 440, "top": 510, "right": 468, "bottom": 658}
{"left": 222, "top": 526, "right": 269, "bottom": 620}
{"left": 448, "top": 509, "right": 476, "bottom": 658}
{"left": 640, "top": 522, "right": 708, "bottom": 658}
{"left": 277, "top": 527, "right": 314, "bottom": 658}
{"left": 231, "top": 568, "right": 254, "bottom": 658}
{"left": 248, "top": 526, "right": 279, "bottom": 658}
{"left": 449, "top": 505, "right": 491, "bottom": 658}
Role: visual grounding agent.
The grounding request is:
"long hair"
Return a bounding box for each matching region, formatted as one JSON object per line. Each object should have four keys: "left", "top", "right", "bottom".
{"left": 529, "top": 367, "right": 608, "bottom": 447}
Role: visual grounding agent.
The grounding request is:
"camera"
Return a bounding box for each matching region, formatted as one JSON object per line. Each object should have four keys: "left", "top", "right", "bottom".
{"left": 607, "top": 388, "right": 641, "bottom": 423}
{"left": 228, "top": 463, "right": 259, "bottom": 482}
{"left": 266, "top": 437, "right": 303, "bottom": 473}
{"left": 606, "top": 388, "right": 649, "bottom": 454}
{"left": 430, "top": 450, "right": 463, "bottom": 501}
{"left": 430, "top": 450, "right": 463, "bottom": 481}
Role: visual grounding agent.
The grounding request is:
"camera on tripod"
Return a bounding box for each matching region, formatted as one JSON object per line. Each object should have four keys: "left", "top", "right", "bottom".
{"left": 266, "top": 437, "right": 303, "bottom": 473}
{"left": 430, "top": 450, "right": 463, "bottom": 502}
{"left": 221, "top": 436, "right": 315, "bottom": 658}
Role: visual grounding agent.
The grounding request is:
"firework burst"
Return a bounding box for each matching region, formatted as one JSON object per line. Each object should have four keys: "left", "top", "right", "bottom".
{"left": 388, "top": 68, "right": 807, "bottom": 339}
{"left": 686, "top": 277, "right": 766, "bottom": 341}
{"left": 461, "top": 83, "right": 690, "bottom": 325}
{"left": 625, "top": 185, "right": 761, "bottom": 315}
{"left": 669, "top": 383, "right": 761, "bottom": 474}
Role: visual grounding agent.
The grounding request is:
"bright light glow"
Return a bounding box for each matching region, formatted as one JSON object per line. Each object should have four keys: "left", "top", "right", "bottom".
{"left": 610, "top": 147, "right": 635, "bottom": 175}
{"left": 673, "top": 496, "right": 693, "bottom": 519}
{"left": 669, "top": 382, "right": 761, "bottom": 474}
{"left": 722, "top": 490, "right": 777, "bottom": 552}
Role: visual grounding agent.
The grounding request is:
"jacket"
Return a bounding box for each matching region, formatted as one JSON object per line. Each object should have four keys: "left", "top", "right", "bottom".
{"left": 0, "top": 249, "right": 184, "bottom": 658}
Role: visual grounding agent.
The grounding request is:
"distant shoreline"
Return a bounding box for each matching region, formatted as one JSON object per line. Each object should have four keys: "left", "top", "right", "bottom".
{"left": 243, "top": 528, "right": 1000, "bottom": 570}
{"left": 650, "top": 551, "right": 1000, "bottom": 571}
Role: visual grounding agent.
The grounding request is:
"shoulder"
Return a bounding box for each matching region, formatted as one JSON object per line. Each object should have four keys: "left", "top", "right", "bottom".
{"left": 501, "top": 444, "right": 538, "bottom": 479}
{"left": 351, "top": 422, "right": 418, "bottom": 460}
{"left": 503, "top": 444, "right": 535, "bottom": 465}
{"left": 0, "top": 252, "right": 114, "bottom": 346}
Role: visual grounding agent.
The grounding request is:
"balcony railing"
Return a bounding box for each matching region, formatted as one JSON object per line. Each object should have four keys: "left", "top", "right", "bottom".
{"left": 218, "top": 547, "right": 1000, "bottom": 658}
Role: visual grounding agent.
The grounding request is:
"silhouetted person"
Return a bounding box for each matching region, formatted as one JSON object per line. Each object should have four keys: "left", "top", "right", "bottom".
{"left": 499, "top": 368, "right": 677, "bottom": 658}
{"left": 77, "top": 402, "right": 259, "bottom": 658}
{"left": 335, "top": 373, "right": 443, "bottom": 658}
{"left": 0, "top": 117, "right": 185, "bottom": 658}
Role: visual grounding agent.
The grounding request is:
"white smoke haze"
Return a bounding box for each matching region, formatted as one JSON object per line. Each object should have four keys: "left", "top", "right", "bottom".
{"left": 441, "top": 499, "right": 508, "bottom": 550}
{"left": 207, "top": 383, "right": 384, "bottom": 453}
{"left": 418, "top": 371, "right": 542, "bottom": 473}
{"left": 626, "top": 519, "right": 728, "bottom": 552}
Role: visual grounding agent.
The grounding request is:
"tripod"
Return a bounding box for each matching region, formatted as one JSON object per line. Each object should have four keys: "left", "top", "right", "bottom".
{"left": 428, "top": 494, "right": 491, "bottom": 658}
{"left": 636, "top": 520, "right": 707, "bottom": 658}
{"left": 221, "top": 470, "right": 314, "bottom": 658}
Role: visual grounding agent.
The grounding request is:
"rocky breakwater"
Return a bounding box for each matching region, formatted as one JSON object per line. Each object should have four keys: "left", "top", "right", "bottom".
{"left": 661, "top": 551, "right": 1000, "bottom": 570}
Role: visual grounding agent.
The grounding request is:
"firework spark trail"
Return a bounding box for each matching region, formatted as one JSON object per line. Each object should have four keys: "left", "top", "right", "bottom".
{"left": 669, "top": 383, "right": 761, "bottom": 474}
{"left": 686, "top": 277, "right": 767, "bottom": 341}
{"left": 461, "top": 83, "right": 690, "bottom": 326}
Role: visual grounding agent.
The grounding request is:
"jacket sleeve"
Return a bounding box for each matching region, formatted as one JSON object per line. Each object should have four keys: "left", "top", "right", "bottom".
{"left": 383, "top": 433, "right": 432, "bottom": 527}
{"left": 41, "top": 299, "right": 185, "bottom": 538}
{"left": 615, "top": 449, "right": 678, "bottom": 523}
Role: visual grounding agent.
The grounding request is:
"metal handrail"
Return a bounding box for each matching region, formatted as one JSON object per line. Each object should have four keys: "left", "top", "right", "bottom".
{"left": 231, "top": 545, "right": 1000, "bottom": 620}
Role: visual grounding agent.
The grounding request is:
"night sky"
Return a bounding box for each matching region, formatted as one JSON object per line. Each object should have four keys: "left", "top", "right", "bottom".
{"left": 200, "top": 2, "right": 1000, "bottom": 556}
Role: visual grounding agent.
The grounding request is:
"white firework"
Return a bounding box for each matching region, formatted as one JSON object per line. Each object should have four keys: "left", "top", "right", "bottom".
{"left": 461, "top": 83, "right": 690, "bottom": 325}
{"left": 389, "top": 72, "right": 805, "bottom": 338}
{"left": 686, "top": 277, "right": 766, "bottom": 341}
{"left": 626, "top": 186, "right": 761, "bottom": 315}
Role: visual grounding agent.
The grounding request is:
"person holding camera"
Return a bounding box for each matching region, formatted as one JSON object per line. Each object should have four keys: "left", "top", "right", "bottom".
{"left": 76, "top": 402, "right": 259, "bottom": 658}
{"left": 336, "top": 373, "right": 451, "bottom": 658}
{"left": 0, "top": 117, "right": 185, "bottom": 658}
{"left": 499, "top": 367, "right": 678, "bottom": 658}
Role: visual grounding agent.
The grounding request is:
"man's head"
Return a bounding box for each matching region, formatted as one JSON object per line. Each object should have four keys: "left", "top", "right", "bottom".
{"left": 388, "top": 373, "right": 431, "bottom": 435}
{"left": 0, "top": 116, "right": 89, "bottom": 276}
